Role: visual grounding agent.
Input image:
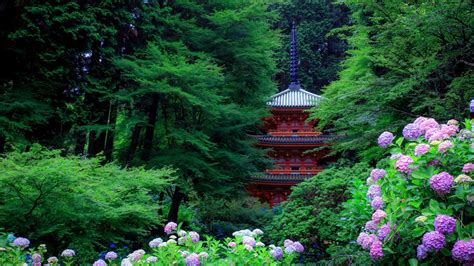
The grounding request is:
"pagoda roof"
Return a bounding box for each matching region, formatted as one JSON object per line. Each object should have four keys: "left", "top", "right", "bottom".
{"left": 252, "top": 135, "right": 336, "bottom": 144}
{"left": 250, "top": 173, "right": 312, "bottom": 183}
{"left": 267, "top": 87, "right": 321, "bottom": 108}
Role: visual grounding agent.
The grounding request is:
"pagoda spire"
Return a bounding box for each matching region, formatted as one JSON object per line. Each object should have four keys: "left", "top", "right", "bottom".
{"left": 289, "top": 21, "right": 300, "bottom": 90}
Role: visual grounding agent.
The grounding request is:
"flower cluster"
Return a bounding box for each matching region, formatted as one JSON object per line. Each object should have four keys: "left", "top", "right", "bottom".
{"left": 429, "top": 172, "right": 454, "bottom": 195}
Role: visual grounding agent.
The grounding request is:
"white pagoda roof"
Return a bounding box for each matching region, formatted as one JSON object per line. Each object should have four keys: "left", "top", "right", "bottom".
{"left": 267, "top": 87, "right": 321, "bottom": 108}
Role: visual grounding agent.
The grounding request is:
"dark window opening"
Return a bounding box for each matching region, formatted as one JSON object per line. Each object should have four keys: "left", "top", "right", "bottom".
{"left": 291, "top": 166, "right": 300, "bottom": 171}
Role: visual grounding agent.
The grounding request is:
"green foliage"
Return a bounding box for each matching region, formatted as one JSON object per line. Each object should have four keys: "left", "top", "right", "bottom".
{"left": 0, "top": 145, "right": 174, "bottom": 263}
{"left": 191, "top": 197, "right": 273, "bottom": 238}
{"left": 313, "top": 1, "right": 474, "bottom": 161}
{"left": 271, "top": 0, "right": 350, "bottom": 93}
{"left": 266, "top": 162, "right": 371, "bottom": 261}
{"left": 351, "top": 118, "right": 473, "bottom": 264}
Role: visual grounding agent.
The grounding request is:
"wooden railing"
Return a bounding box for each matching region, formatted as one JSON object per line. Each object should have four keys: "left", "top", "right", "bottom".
{"left": 265, "top": 169, "right": 323, "bottom": 175}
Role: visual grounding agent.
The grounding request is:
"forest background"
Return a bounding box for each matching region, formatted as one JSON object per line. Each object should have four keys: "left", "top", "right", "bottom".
{"left": 0, "top": 0, "right": 472, "bottom": 263}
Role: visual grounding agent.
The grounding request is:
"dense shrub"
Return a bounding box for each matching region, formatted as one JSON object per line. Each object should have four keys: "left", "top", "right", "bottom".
{"left": 351, "top": 118, "right": 473, "bottom": 264}
{"left": 265, "top": 162, "right": 370, "bottom": 261}
{"left": 191, "top": 196, "right": 273, "bottom": 239}
{"left": 0, "top": 145, "right": 174, "bottom": 263}
{"left": 0, "top": 223, "right": 304, "bottom": 265}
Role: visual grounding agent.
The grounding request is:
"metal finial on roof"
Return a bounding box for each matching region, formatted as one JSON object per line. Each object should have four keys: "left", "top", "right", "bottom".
{"left": 289, "top": 21, "right": 300, "bottom": 90}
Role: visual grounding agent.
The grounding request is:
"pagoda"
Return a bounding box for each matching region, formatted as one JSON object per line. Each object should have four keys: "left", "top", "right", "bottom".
{"left": 247, "top": 22, "right": 334, "bottom": 207}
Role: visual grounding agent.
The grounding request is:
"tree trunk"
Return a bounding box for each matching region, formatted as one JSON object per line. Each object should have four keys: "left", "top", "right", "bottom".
{"left": 141, "top": 93, "right": 159, "bottom": 161}
{"left": 167, "top": 187, "right": 184, "bottom": 222}
{"left": 0, "top": 134, "right": 5, "bottom": 154}
{"left": 126, "top": 124, "right": 141, "bottom": 166}
{"left": 103, "top": 102, "right": 117, "bottom": 162}
{"left": 74, "top": 130, "right": 86, "bottom": 155}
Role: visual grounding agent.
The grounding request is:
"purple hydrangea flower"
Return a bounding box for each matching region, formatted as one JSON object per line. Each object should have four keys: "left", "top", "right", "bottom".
{"left": 369, "top": 240, "right": 383, "bottom": 260}
{"left": 365, "top": 221, "right": 378, "bottom": 232}
{"left": 414, "top": 144, "right": 430, "bottom": 156}
{"left": 164, "top": 222, "right": 177, "bottom": 234}
{"left": 370, "top": 169, "right": 386, "bottom": 182}
{"left": 149, "top": 238, "right": 163, "bottom": 248}
{"left": 367, "top": 185, "right": 381, "bottom": 200}
{"left": 242, "top": 236, "right": 256, "bottom": 247}
{"left": 105, "top": 251, "right": 118, "bottom": 260}
{"left": 270, "top": 247, "right": 283, "bottom": 260}
{"left": 463, "top": 163, "right": 474, "bottom": 173}
{"left": 357, "top": 232, "right": 369, "bottom": 247}
{"left": 428, "top": 159, "right": 440, "bottom": 166}
{"left": 429, "top": 130, "right": 447, "bottom": 142}
{"left": 434, "top": 215, "right": 456, "bottom": 234}
{"left": 377, "top": 222, "right": 395, "bottom": 240}
{"left": 189, "top": 231, "right": 200, "bottom": 243}
{"left": 451, "top": 239, "right": 474, "bottom": 263}
{"left": 378, "top": 132, "right": 394, "bottom": 148}
{"left": 371, "top": 196, "right": 384, "bottom": 210}
{"left": 284, "top": 239, "right": 294, "bottom": 248}
{"left": 61, "top": 249, "right": 75, "bottom": 257}
{"left": 395, "top": 155, "right": 414, "bottom": 173}
{"left": 390, "top": 153, "right": 402, "bottom": 160}
{"left": 422, "top": 231, "right": 445, "bottom": 251}
{"left": 417, "top": 244, "right": 429, "bottom": 260}
{"left": 185, "top": 253, "right": 200, "bottom": 266}
{"left": 430, "top": 172, "right": 454, "bottom": 195}
{"left": 285, "top": 245, "right": 296, "bottom": 253}
{"left": 293, "top": 242, "right": 304, "bottom": 253}
{"left": 438, "top": 140, "right": 453, "bottom": 153}
{"left": 372, "top": 210, "right": 387, "bottom": 224}
{"left": 471, "top": 100, "right": 474, "bottom": 112}
{"left": 12, "top": 237, "right": 30, "bottom": 248}
{"left": 93, "top": 259, "right": 107, "bottom": 266}
{"left": 414, "top": 117, "right": 428, "bottom": 126}
{"left": 403, "top": 123, "right": 422, "bottom": 140}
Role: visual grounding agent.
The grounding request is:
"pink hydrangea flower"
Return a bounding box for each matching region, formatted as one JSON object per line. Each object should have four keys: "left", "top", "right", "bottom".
{"left": 440, "top": 124, "right": 458, "bottom": 137}
{"left": 419, "top": 118, "right": 440, "bottom": 134}
{"left": 357, "top": 233, "right": 378, "bottom": 250}
{"left": 370, "top": 169, "right": 386, "bottom": 182}
{"left": 434, "top": 215, "right": 456, "bottom": 234}
{"left": 164, "top": 222, "right": 177, "bottom": 234}
{"left": 430, "top": 172, "right": 454, "bottom": 195}
{"left": 414, "top": 144, "right": 430, "bottom": 156}
{"left": 463, "top": 163, "right": 474, "bottom": 173}
{"left": 228, "top": 242, "right": 236, "bottom": 248}
{"left": 93, "top": 259, "right": 107, "bottom": 266}
{"left": 372, "top": 210, "right": 387, "bottom": 224}
{"left": 105, "top": 251, "right": 118, "bottom": 260}
{"left": 395, "top": 155, "right": 414, "bottom": 173}
{"left": 369, "top": 240, "right": 384, "bottom": 260}
{"left": 438, "top": 140, "right": 453, "bottom": 153}
{"left": 242, "top": 236, "right": 256, "bottom": 247}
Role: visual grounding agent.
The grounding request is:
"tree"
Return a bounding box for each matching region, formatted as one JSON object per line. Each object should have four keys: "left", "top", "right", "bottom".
{"left": 312, "top": 1, "right": 474, "bottom": 161}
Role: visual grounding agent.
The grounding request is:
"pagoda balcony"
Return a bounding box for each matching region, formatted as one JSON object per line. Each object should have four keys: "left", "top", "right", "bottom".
{"left": 265, "top": 169, "right": 323, "bottom": 175}
{"left": 268, "top": 131, "right": 321, "bottom": 137}
{"left": 251, "top": 134, "right": 336, "bottom": 146}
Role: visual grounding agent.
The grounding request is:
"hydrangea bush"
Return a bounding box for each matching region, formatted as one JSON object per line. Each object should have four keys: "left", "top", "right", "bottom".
{"left": 355, "top": 117, "right": 473, "bottom": 264}
{"left": 0, "top": 223, "right": 304, "bottom": 265}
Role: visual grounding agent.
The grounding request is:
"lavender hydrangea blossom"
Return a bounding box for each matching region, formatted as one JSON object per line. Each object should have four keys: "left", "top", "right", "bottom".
{"left": 372, "top": 210, "right": 387, "bottom": 224}
{"left": 189, "top": 231, "right": 200, "bottom": 243}
{"left": 416, "top": 244, "right": 429, "bottom": 260}
{"left": 149, "top": 238, "right": 163, "bottom": 248}
{"left": 370, "top": 169, "right": 386, "bottom": 182}
{"left": 403, "top": 123, "right": 422, "bottom": 140}
{"left": 371, "top": 196, "right": 384, "bottom": 210}
{"left": 462, "top": 163, "right": 474, "bottom": 173}
{"left": 12, "top": 237, "right": 30, "bottom": 248}
{"left": 367, "top": 185, "right": 381, "bottom": 200}
{"left": 92, "top": 259, "right": 107, "bottom": 266}
{"left": 365, "top": 221, "right": 378, "bottom": 232}
{"left": 430, "top": 172, "right": 454, "bottom": 195}
{"left": 270, "top": 247, "right": 283, "bottom": 260}
{"left": 185, "top": 253, "right": 200, "bottom": 266}
{"left": 105, "top": 251, "right": 118, "bottom": 260}
{"left": 378, "top": 132, "right": 394, "bottom": 148}
{"left": 164, "top": 222, "right": 177, "bottom": 234}
{"left": 434, "top": 215, "right": 456, "bottom": 234}
{"left": 377, "top": 222, "right": 395, "bottom": 240}
{"left": 419, "top": 118, "right": 440, "bottom": 134}
{"left": 414, "top": 144, "right": 430, "bottom": 156}
{"left": 422, "top": 231, "right": 445, "bottom": 251}
{"left": 395, "top": 155, "right": 414, "bottom": 173}
{"left": 242, "top": 236, "right": 256, "bottom": 247}
{"left": 438, "top": 140, "right": 453, "bottom": 153}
